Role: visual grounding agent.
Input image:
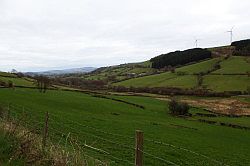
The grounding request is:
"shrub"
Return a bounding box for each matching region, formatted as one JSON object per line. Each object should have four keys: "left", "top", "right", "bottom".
{"left": 0, "top": 81, "right": 6, "bottom": 87}
{"left": 168, "top": 99, "right": 190, "bottom": 116}
{"left": 197, "top": 74, "right": 203, "bottom": 87}
{"left": 176, "top": 71, "right": 186, "bottom": 76}
{"left": 8, "top": 81, "right": 14, "bottom": 88}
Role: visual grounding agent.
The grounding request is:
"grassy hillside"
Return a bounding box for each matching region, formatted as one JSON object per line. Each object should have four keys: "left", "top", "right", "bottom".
{"left": 212, "top": 56, "right": 250, "bottom": 74}
{"left": 0, "top": 88, "right": 250, "bottom": 165}
{"left": 175, "top": 58, "right": 221, "bottom": 74}
{"left": 0, "top": 76, "right": 35, "bottom": 87}
{"left": 203, "top": 75, "right": 249, "bottom": 91}
{"left": 81, "top": 61, "right": 156, "bottom": 82}
{"left": 0, "top": 72, "right": 35, "bottom": 87}
{"left": 114, "top": 56, "right": 250, "bottom": 92}
{"left": 0, "top": 72, "right": 17, "bottom": 77}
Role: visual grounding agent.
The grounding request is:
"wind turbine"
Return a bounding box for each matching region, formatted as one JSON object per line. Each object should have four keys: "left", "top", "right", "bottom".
{"left": 194, "top": 38, "right": 200, "bottom": 48}
{"left": 227, "top": 26, "right": 234, "bottom": 44}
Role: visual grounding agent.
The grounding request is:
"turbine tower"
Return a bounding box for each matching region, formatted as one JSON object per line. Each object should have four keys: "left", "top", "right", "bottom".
{"left": 227, "top": 26, "right": 234, "bottom": 44}
{"left": 194, "top": 39, "right": 200, "bottom": 48}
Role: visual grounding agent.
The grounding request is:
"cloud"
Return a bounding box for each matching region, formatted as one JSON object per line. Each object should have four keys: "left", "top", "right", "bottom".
{"left": 0, "top": 0, "right": 249, "bottom": 72}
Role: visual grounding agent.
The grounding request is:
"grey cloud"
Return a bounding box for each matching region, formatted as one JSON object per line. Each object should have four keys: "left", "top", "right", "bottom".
{"left": 0, "top": 0, "right": 250, "bottom": 72}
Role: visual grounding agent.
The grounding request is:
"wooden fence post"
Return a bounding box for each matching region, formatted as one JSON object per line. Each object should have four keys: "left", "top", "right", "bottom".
{"left": 43, "top": 111, "right": 49, "bottom": 148}
{"left": 135, "top": 130, "right": 143, "bottom": 166}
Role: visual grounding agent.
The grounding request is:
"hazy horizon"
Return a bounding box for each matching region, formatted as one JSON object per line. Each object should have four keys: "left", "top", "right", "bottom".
{"left": 1, "top": 0, "right": 250, "bottom": 72}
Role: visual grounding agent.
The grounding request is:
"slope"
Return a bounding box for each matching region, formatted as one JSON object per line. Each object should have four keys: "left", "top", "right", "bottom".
{"left": 113, "top": 56, "right": 250, "bottom": 92}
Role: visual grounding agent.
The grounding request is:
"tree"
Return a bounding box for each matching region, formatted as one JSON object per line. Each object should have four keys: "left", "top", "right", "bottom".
{"left": 151, "top": 48, "right": 212, "bottom": 69}
{"left": 34, "top": 76, "right": 51, "bottom": 93}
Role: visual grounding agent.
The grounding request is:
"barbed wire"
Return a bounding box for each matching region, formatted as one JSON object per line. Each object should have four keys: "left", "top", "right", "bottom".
{"left": 144, "top": 138, "right": 227, "bottom": 165}
{"left": 49, "top": 126, "right": 134, "bottom": 165}
{"left": 137, "top": 148, "right": 179, "bottom": 166}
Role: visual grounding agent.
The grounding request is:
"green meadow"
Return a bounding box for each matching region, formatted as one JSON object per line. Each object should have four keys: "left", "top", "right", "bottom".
{"left": 0, "top": 88, "right": 250, "bottom": 165}
{"left": 114, "top": 56, "right": 250, "bottom": 92}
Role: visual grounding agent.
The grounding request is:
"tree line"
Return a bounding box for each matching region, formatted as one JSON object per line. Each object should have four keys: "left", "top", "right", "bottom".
{"left": 150, "top": 48, "right": 212, "bottom": 69}
{"left": 231, "top": 39, "right": 250, "bottom": 56}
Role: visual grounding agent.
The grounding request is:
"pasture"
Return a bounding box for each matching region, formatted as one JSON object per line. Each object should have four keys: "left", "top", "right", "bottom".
{"left": 114, "top": 56, "right": 250, "bottom": 92}
{"left": 0, "top": 88, "right": 250, "bottom": 165}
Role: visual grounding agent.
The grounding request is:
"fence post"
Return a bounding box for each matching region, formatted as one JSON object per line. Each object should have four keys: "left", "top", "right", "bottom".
{"left": 43, "top": 111, "right": 49, "bottom": 149}
{"left": 135, "top": 130, "right": 143, "bottom": 166}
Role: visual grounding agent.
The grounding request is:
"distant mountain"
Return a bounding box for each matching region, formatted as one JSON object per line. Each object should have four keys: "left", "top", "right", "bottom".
{"left": 26, "top": 67, "right": 97, "bottom": 76}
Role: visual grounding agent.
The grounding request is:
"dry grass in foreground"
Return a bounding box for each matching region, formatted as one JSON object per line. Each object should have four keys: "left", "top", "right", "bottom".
{"left": 0, "top": 112, "right": 107, "bottom": 166}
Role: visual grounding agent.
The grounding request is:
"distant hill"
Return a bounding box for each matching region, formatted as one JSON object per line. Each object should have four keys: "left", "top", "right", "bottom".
{"left": 25, "top": 67, "right": 97, "bottom": 76}
{"left": 80, "top": 61, "right": 155, "bottom": 82}
{"left": 76, "top": 45, "right": 245, "bottom": 84}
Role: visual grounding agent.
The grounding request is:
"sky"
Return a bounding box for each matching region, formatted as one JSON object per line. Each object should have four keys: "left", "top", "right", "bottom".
{"left": 0, "top": 0, "right": 250, "bottom": 72}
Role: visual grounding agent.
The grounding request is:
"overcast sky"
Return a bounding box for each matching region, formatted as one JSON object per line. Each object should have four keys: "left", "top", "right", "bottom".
{"left": 0, "top": 0, "right": 249, "bottom": 72}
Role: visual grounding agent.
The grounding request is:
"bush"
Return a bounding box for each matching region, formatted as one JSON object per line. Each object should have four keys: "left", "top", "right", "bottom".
{"left": 176, "top": 71, "right": 186, "bottom": 76}
{"left": 168, "top": 99, "right": 190, "bottom": 116}
{"left": 0, "top": 81, "right": 6, "bottom": 87}
{"left": 8, "top": 81, "right": 14, "bottom": 88}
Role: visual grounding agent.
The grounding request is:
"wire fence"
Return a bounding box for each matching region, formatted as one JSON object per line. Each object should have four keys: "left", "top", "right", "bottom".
{"left": 0, "top": 102, "right": 229, "bottom": 166}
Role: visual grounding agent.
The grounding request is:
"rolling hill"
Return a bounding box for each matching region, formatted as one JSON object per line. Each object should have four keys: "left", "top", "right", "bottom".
{"left": 0, "top": 72, "right": 36, "bottom": 87}
{"left": 0, "top": 43, "right": 249, "bottom": 165}
{"left": 25, "top": 67, "right": 96, "bottom": 76}
{"left": 113, "top": 56, "right": 250, "bottom": 92}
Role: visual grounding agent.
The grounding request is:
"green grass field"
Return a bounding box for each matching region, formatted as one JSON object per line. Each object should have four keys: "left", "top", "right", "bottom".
{"left": 83, "top": 61, "right": 156, "bottom": 82}
{"left": 0, "top": 72, "right": 17, "bottom": 77}
{"left": 0, "top": 88, "right": 250, "bottom": 165}
{"left": 114, "top": 72, "right": 197, "bottom": 88}
{"left": 176, "top": 58, "right": 220, "bottom": 74}
{"left": 0, "top": 76, "right": 35, "bottom": 87}
{"left": 212, "top": 56, "right": 250, "bottom": 74}
{"left": 203, "top": 75, "right": 250, "bottom": 92}
{"left": 114, "top": 56, "right": 250, "bottom": 92}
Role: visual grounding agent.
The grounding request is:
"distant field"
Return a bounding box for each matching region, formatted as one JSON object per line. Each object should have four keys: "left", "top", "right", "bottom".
{"left": 0, "top": 88, "right": 250, "bottom": 165}
{"left": 114, "top": 72, "right": 197, "bottom": 89}
{"left": 113, "top": 59, "right": 222, "bottom": 88}
{"left": 83, "top": 61, "right": 155, "bottom": 82}
{"left": 176, "top": 58, "right": 220, "bottom": 74}
{"left": 114, "top": 57, "right": 250, "bottom": 92}
{"left": 212, "top": 56, "right": 250, "bottom": 74}
{"left": 0, "top": 76, "right": 35, "bottom": 87}
{"left": 0, "top": 72, "right": 17, "bottom": 77}
{"left": 203, "top": 75, "right": 250, "bottom": 92}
